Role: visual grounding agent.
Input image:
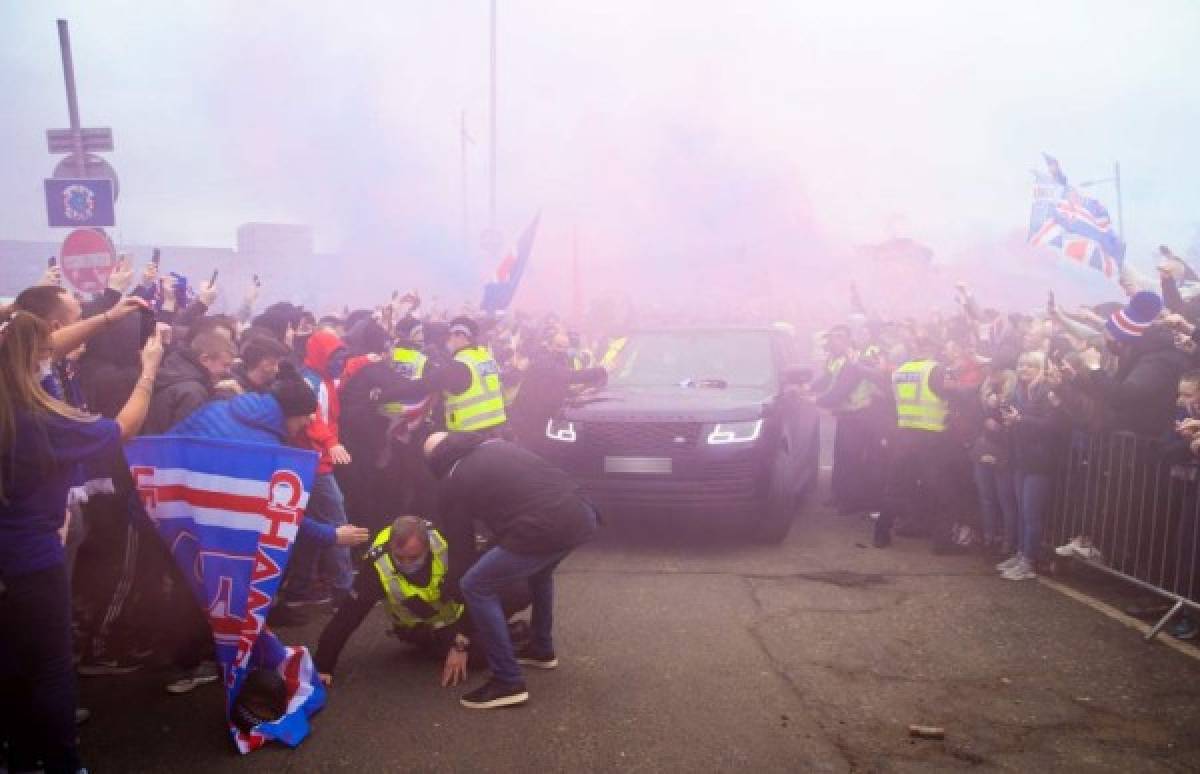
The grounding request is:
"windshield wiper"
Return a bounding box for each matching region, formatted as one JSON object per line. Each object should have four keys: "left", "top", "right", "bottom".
{"left": 680, "top": 377, "right": 728, "bottom": 389}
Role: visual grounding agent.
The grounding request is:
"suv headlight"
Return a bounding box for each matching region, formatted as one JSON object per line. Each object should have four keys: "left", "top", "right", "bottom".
{"left": 707, "top": 419, "right": 763, "bottom": 445}
{"left": 545, "top": 418, "right": 577, "bottom": 443}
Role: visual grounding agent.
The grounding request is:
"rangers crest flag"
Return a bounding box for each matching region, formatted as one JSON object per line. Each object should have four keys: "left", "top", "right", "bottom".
{"left": 1028, "top": 154, "right": 1126, "bottom": 278}
{"left": 126, "top": 437, "right": 325, "bottom": 754}
{"left": 44, "top": 178, "right": 115, "bottom": 228}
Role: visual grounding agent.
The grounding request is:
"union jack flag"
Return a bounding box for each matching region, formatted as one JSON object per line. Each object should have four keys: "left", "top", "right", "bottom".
{"left": 126, "top": 437, "right": 325, "bottom": 754}
{"left": 1028, "top": 154, "right": 1125, "bottom": 278}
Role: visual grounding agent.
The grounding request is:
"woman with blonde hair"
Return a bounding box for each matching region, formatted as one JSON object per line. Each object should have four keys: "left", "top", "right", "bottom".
{"left": 996, "top": 351, "right": 1068, "bottom": 581}
{"left": 0, "top": 308, "right": 162, "bottom": 773}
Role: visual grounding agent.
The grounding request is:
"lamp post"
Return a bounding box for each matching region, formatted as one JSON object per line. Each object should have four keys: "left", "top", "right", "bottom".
{"left": 1078, "top": 161, "right": 1124, "bottom": 240}
{"left": 488, "top": 0, "right": 497, "bottom": 232}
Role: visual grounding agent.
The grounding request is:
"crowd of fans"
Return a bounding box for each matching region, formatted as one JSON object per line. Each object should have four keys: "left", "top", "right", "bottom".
{"left": 0, "top": 256, "right": 611, "bottom": 772}
{"left": 812, "top": 251, "right": 1200, "bottom": 643}
{"left": 8, "top": 245, "right": 1200, "bottom": 770}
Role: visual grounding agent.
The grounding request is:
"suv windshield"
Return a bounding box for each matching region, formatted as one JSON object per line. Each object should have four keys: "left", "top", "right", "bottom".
{"left": 609, "top": 330, "right": 776, "bottom": 389}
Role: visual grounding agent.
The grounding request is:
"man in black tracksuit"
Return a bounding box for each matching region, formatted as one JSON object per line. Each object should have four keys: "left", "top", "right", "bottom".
{"left": 424, "top": 431, "right": 598, "bottom": 709}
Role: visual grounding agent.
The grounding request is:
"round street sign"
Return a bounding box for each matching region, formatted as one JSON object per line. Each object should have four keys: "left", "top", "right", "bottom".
{"left": 60, "top": 228, "right": 116, "bottom": 294}
{"left": 53, "top": 153, "right": 120, "bottom": 201}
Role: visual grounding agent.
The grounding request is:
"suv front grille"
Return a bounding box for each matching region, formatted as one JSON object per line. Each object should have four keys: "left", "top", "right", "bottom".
{"left": 579, "top": 421, "right": 703, "bottom": 454}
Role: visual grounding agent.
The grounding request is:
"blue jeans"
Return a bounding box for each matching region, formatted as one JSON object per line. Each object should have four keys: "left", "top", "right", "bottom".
{"left": 1016, "top": 472, "right": 1053, "bottom": 560}
{"left": 460, "top": 502, "right": 595, "bottom": 686}
{"left": 973, "top": 461, "right": 1018, "bottom": 550}
{"left": 288, "top": 472, "right": 353, "bottom": 598}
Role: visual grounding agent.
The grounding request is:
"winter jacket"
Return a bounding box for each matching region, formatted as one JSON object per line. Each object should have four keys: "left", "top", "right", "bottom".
{"left": 1010, "top": 380, "right": 1069, "bottom": 475}
{"left": 144, "top": 348, "right": 214, "bottom": 435}
{"left": 78, "top": 290, "right": 143, "bottom": 419}
{"left": 1076, "top": 331, "right": 1192, "bottom": 437}
{"left": 430, "top": 433, "right": 598, "bottom": 600}
{"left": 971, "top": 371, "right": 1016, "bottom": 466}
{"left": 338, "top": 356, "right": 432, "bottom": 468}
{"left": 168, "top": 394, "right": 334, "bottom": 546}
{"left": 508, "top": 349, "right": 607, "bottom": 447}
{"left": 300, "top": 330, "right": 346, "bottom": 474}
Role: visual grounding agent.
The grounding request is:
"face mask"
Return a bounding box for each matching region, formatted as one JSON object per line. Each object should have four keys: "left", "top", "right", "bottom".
{"left": 393, "top": 552, "right": 428, "bottom": 575}
{"left": 39, "top": 358, "right": 54, "bottom": 379}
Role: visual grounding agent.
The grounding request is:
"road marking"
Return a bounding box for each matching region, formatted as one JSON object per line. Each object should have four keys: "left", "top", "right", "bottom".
{"left": 1037, "top": 576, "right": 1200, "bottom": 663}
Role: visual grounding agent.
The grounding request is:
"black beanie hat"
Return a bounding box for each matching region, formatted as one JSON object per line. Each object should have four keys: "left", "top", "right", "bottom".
{"left": 270, "top": 377, "right": 318, "bottom": 418}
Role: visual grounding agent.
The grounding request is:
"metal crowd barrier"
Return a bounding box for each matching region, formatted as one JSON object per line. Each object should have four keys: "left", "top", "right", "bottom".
{"left": 1048, "top": 430, "right": 1200, "bottom": 641}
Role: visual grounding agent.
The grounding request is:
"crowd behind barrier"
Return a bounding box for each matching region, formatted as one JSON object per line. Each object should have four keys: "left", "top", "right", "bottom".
{"left": 814, "top": 253, "right": 1200, "bottom": 646}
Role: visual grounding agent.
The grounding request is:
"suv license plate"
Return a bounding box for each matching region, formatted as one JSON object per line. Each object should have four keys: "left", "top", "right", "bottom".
{"left": 605, "top": 456, "right": 672, "bottom": 474}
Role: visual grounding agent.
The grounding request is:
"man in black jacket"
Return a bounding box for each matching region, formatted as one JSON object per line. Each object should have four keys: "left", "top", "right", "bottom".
{"left": 142, "top": 332, "right": 235, "bottom": 434}
{"left": 1071, "top": 292, "right": 1192, "bottom": 438}
{"left": 507, "top": 338, "right": 607, "bottom": 448}
{"left": 424, "top": 431, "right": 598, "bottom": 709}
{"left": 337, "top": 320, "right": 434, "bottom": 532}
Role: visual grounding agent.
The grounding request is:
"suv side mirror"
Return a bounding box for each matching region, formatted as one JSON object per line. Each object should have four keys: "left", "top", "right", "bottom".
{"left": 782, "top": 366, "right": 813, "bottom": 387}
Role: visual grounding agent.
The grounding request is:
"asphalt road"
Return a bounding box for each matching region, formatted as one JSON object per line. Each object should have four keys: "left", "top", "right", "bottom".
{"left": 78, "top": 499, "right": 1200, "bottom": 773}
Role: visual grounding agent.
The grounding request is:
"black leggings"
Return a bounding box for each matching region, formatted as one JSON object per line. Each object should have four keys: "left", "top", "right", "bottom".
{"left": 0, "top": 563, "right": 81, "bottom": 774}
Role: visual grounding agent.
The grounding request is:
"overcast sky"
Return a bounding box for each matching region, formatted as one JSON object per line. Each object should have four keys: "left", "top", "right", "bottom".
{"left": 3, "top": 0, "right": 1198, "bottom": 304}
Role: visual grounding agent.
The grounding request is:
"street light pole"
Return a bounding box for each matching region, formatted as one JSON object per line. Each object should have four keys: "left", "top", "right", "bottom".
{"left": 461, "top": 110, "right": 471, "bottom": 258}
{"left": 1114, "top": 161, "right": 1124, "bottom": 240}
{"left": 56, "top": 19, "right": 85, "bottom": 177}
{"left": 1077, "top": 160, "right": 1126, "bottom": 241}
{"left": 489, "top": 0, "right": 497, "bottom": 233}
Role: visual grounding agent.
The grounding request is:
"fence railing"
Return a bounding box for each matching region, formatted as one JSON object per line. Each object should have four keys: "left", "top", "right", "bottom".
{"left": 1047, "top": 431, "right": 1200, "bottom": 641}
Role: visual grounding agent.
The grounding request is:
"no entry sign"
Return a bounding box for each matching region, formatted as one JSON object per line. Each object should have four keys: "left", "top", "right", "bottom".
{"left": 60, "top": 227, "right": 116, "bottom": 294}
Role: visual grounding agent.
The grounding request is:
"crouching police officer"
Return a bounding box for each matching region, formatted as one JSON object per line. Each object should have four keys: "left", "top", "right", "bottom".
{"left": 314, "top": 515, "right": 528, "bottom": 689}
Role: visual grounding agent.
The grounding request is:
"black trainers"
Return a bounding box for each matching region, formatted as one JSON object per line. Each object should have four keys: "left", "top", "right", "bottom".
{"left": 507, "top": 619, "right": 532, "bottom": 646}
{"left": 515, "top": 645, "right": 558, "bottom": 669}
{"left": 460, "top": 679, "right": 529, "bottom": 709}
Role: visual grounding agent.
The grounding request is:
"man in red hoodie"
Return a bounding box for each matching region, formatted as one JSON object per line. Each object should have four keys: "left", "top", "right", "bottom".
{"left": 282, "top": 329, "right": 356, "bottom": 610}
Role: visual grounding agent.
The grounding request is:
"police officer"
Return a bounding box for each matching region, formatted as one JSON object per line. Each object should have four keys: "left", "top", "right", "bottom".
{"left": 374, "top": 318, "right": 438, "bottom": 517}
{"left": 424, "top": 316, "right": 508, "bottom": 436}
{"left": 389, "top": 317, "right": 428, "bottom": 381}
{"left": 817, "top": 343, "right": 892, "bottom": 516}
{"left": 875, "top": 338, "right": 956, "bottom": 551}
{"left": 314, "top": 515, "right": 529, "bottom": 689}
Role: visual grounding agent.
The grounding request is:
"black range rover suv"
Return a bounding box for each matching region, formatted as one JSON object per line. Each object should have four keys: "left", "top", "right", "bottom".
{"left": 537, "top": 326, "right": 819, "bottom": 542}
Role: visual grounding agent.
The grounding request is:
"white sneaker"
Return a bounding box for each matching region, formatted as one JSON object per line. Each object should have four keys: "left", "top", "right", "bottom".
{"left": 1073, "top": 543, "right": 1104, "bottom": 562}
{"left": 996, "top": 554, "right": 1022, "bottom": 572}
{"left": 1055, "top": 537, "right": 1085, "bottom": 557}
{"left": 1002, "top": 559, "right": 1037, "bottom": 581}
{"left": 165, "top": 661, "right": 220, "bottom": 695}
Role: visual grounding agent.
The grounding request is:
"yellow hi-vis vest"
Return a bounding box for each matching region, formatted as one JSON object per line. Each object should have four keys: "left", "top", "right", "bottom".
{"left": 892, "top": 360, "right": 948, "bottom": 432}
{"left": 380, "top": 347, "right": 428, "bottom": 417}
{"left": 444, "top": 346, "right": 507, "bottom": 432}
{"left": 371, "top": 526, "right": 464, "bottom": 629}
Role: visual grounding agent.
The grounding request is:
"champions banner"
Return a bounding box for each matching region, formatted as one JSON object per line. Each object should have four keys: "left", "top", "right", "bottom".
{"left": 125, "top": 436, "right": 325, "bottom": 754}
